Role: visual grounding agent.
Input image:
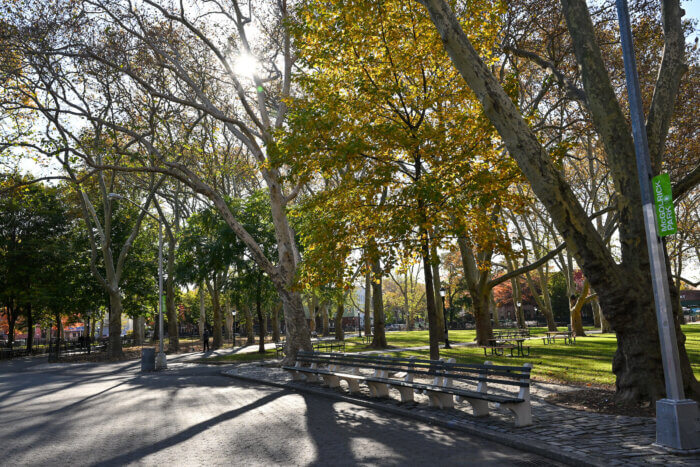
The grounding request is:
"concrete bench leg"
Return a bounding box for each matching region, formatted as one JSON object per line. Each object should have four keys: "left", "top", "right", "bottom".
{"left": 367, "top": 381, "right": 390, "bottom": 398}
{"left": 395, "top": 386, "right": 414, "bottom": 402}
{"left": 304, "top": 372, "right": 319, "bottom": 383}
{"left": 342, "top": 378, "right": 361, "bottom": 394}
{"left": 497, "top": 402, "right": 532, "bottom": 427}
{"left": 426, "top": 391, "right": 454, "bottom": 409}
{"left": 321, "top": 374, "right": 340, "bottom": 388}
{"left": 286, "top": 370, "right": 303, "bottom": 381}
{"left": 457, "top": 396, "right": 489, "bottom": 417}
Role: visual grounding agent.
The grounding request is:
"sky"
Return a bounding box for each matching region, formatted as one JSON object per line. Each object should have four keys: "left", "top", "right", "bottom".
{"left": 684, "top": 0, "right": 700, "bottom": 42}
{"left": 685, "top": 0, "right": 700, "bottom": 21}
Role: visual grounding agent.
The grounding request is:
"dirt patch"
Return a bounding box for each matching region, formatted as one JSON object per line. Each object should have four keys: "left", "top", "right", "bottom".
{"left": 545, "top": 388, "right": 655, "bottom": 417}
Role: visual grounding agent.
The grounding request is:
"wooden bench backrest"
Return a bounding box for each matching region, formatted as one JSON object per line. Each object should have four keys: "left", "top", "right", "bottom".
{"left": 441, "top": 361, "right": 531, "bottom": 388}
{"left": 295, "top": 351, "right": 531, "bottom": 388}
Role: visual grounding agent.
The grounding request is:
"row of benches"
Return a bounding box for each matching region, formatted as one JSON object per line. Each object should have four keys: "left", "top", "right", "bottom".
{"left": 275, "top": 340, "right": 346, "bottom": 357}
{"left": 283, "top": 351, "right": 533, "bottom": 426}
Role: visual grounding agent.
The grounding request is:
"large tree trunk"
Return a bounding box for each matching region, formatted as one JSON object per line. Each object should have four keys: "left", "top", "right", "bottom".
{"left": 280, "top": 290, "right": 313, "bottom": 364}
{"left": 489, "top": 291, "right": 499, "bottom": 328}
{"left": 309, "top": 295, "right": 317, "bottom": 334}
{"left": 473, "top": 289, "right": 494, "bottom": 346}
{"left": 107, "top": 287, "right": 124, "bottom": 358}
{"left": 334, "top": 303, "right": 344, "bottom": 341}
{"left": 224, "top": 302, "right": 233, "bottom": 341}
{"left": 430, "top": 244, "right": 445, "bottom": 339}
{"left": 591, "top": 297, "right": 610, "bottom": 332}
{"left": 593, "top": 299, "right": 601, "bottom": 328}
{"left": 208, "top": 281, "right": 222, "bottom": 349}
{"left": 321, "top": 302, "right": 330, "bottom": 336}
{"left": 456, "top": 236, "right": 493, "bottom": 345}
{"left": 570, "top": 281, "right": 589, "bottom": 337}
{"left": 267, "top": 180, "right": 312, "bottom": 365}
{"left": 166, "top": 241, "right": 178, "bottom": 352}
{"left": 370, "top": 257, "right": 387, "bottom": 348}
{"left": 364, "top": 269, "right": 372, "bottom": 336}
{"left": 420, "top": 233, "right": 440, "bottom": 359}
{"left": 199, "top": 284, "right": 206, "bottom": 338}
{"left": 272, "top": 301, "right": 281, "bottom": 343}
{"left": 134, "top": 315, "right": 145, "bottom": 345}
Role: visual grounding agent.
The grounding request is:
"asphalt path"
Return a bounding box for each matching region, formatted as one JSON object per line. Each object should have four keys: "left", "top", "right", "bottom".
{"left": 0, "top": 356, "right": 557, "bottom": 466}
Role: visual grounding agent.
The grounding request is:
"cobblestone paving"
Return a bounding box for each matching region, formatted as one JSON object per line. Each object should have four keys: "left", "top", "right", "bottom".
{"left": 223, "top": 362, "right": 700, "bottom": 466}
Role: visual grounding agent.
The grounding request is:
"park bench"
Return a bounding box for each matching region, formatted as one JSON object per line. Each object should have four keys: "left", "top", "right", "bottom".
{"left": 282, "top": 351, "right": 534, "bottom": 426}
{"left": 276, "top": 340, "right": 346, "bottom": 357}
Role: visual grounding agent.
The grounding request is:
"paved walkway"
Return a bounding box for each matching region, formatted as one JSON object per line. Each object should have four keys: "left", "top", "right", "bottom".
{"left": 0, "top": 356, "right": 558, "bottom": 466}
{"left": 222, "top": 361, "right": 700, "bottom": 466}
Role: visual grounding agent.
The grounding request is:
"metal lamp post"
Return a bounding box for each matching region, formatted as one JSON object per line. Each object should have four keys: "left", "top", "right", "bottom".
{"left": 439, "top": 287, "right": 450, "bottom": 349}
{"left": 614, "top": 0, "right": 699, "bottom": 449}
{"left": 516, "top": 301, "right": 522, "bottom": 328}
{"left": 358, "top": 310, "right": 362, "bottom": 338}
{"left": 108, "top": 193, "right": 167, "bottom": 371}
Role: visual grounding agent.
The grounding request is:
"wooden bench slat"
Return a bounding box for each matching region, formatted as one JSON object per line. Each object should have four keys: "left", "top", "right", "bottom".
{"left": 297, "top": 354, "right": 531, "bottom": 379}
{"left": 294, "top": 354, "right": 531, "bottom": 387}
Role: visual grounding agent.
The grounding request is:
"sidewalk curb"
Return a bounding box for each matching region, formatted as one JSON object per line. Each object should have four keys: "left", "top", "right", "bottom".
{"left": 221, "top": 369, "right": 599, "bottom": 467}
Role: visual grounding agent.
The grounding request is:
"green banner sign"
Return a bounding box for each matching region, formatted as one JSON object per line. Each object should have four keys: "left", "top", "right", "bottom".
{"left": 652, "top": 173, "right": 677, "bottom": 237}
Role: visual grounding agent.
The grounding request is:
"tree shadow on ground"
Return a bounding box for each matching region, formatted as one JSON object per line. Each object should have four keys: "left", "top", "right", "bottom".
{"left": 94, "top": 390, "right": 286, "bottom": 466}
{"left": 298, "top": 391, "right": 525, "bottom": 466}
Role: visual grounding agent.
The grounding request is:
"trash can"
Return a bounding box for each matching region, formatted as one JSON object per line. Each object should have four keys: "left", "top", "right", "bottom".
{"left": 141, "top": 348, "right": 155, "bottom": 372}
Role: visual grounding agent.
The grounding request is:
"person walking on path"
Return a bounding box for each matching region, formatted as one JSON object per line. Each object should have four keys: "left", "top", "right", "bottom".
{"left": 203, "top": 328, "right": 210, "bottom": 353}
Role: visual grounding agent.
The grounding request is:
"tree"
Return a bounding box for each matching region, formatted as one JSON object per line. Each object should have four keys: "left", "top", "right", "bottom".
{"left": 418, "top": 0, "right": 699, "bottom": 400}
{"left": 287, "top": 0, "right": 508, "bottom": 357}
{"left": 0, "top": 176, "right": 72, "bottom": 350}
{"left": 2, "top": 0, "right": 313, "bottom": 363}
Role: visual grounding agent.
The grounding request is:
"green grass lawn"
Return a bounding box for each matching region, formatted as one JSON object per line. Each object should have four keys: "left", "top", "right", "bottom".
{"left": 204, "top": 325, "right": 700, "bottom": 387}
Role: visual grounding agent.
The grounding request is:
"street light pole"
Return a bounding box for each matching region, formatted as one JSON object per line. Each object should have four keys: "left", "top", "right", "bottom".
{"left": 614, "top": 0, "right": 699, "bottom": 450}
{"left": 358, "top": 311, "right": 362, "bottom": 338}
{"left": 156, "top": 222, "right": 166, "bottom": 370}
{"left": 440, "top": 287, "right": 450, "bottom": 349}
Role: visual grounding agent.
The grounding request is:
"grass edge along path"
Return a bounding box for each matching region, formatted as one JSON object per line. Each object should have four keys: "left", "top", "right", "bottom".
{"left": 204, "top": 325, "right": 700, "bottom": 388}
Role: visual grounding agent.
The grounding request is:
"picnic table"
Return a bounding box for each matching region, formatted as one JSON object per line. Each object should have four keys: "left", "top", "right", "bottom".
{"left": 484, "top": 337, "right": 530, "bottom": 357}
{"left": 543, "top": 331, "right": 575, "bottom": 345}
{"left": 493, "top": 329, "right": 530, "bottom": 339}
